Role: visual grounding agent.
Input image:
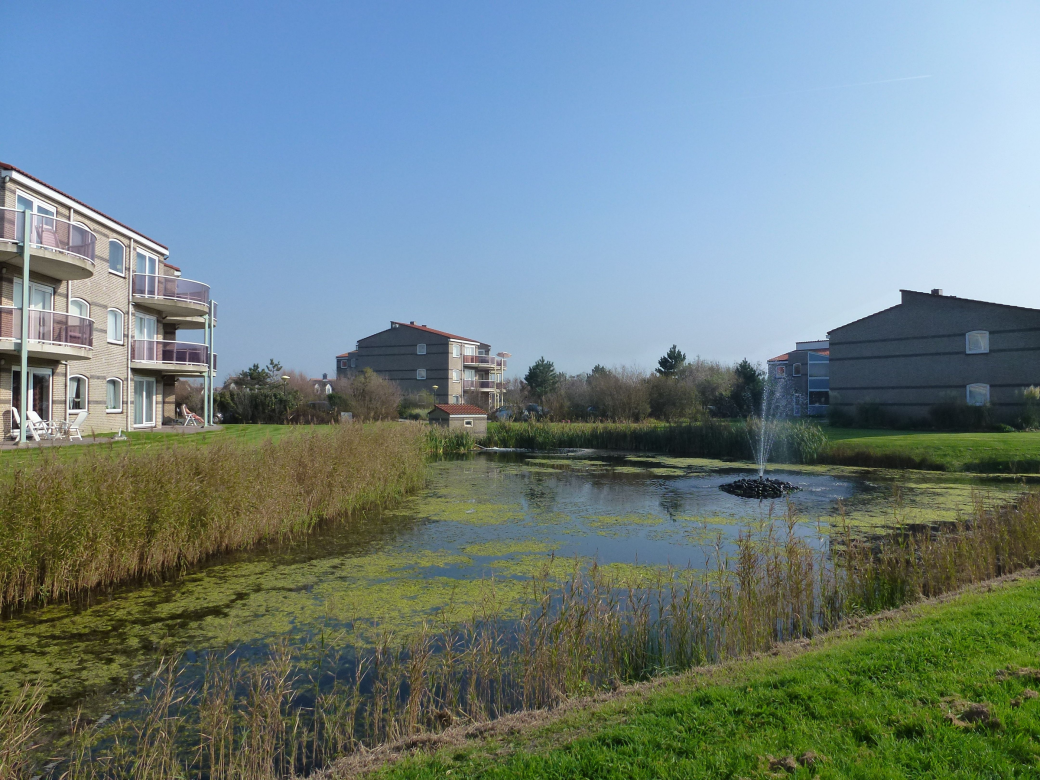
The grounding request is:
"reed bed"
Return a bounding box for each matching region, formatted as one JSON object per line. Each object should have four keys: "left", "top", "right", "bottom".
{"left": 482, "top": 420, "right": 826, "bottom": 464}
{"left": 0, "top": 423, "right": 426, "bottom": 612}
{"left": 7, "top": 491, "right": 1040, "bottom": 779}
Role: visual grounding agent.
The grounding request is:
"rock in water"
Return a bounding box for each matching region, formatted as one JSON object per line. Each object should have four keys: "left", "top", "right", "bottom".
{"left": 719, "top": 477, "right": 799, "bottom": 499}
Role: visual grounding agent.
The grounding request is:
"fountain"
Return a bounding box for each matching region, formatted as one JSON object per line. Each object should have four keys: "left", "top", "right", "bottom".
{"left": 719, "top": 375, "right": 800, "bottom": 499}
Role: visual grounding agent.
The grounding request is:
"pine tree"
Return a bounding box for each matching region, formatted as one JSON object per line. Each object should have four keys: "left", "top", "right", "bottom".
{"left": 656, "top": 345, "right": 687, "bottom": 377}
{"left": 524, "top": 357, "right": 559, "bottom": 399}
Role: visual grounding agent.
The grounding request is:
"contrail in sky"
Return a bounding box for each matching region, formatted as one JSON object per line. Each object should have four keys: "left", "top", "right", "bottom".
{"left": 701, "top": 74, "right": 933, "bottom": 106}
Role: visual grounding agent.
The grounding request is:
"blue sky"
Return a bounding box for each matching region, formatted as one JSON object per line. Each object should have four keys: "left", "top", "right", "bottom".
{"left": 4, "top": 2, "right": 1039, "bottom": 378}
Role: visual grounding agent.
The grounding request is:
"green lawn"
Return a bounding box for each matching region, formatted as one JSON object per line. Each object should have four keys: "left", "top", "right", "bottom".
{"left": 0, "top": 423, "right": 296, "bottom": 466}
{"left": 372, "top": 574, "right": 1040, "bottom": 779}
{"left": 824, "top": 425, "right": 1040, "bottom": 472}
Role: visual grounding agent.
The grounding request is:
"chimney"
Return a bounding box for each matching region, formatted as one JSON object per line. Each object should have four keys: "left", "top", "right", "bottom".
{"left": 322, "top": 373, "right": 327, "bottom": 380}
{"left": 931, "top": 288, "right": 943, "bottom": 296}
{"left": 410, "top": 320, "right": 416, "bottom": 325}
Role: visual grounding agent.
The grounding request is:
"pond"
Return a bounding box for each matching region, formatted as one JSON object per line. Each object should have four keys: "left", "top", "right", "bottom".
{"left": 0, "top": 451, "right": 1031, "bottom": 728}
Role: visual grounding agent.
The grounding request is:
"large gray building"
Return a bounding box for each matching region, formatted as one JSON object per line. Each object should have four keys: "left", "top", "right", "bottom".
{"left": 829, "top": 289, "right": 1040, "bottom": 422}
{"left": 336, "top": 321, "right": 508, "bottom": 408}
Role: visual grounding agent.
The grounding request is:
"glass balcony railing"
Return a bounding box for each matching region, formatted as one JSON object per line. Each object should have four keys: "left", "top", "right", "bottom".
{"left": 0, "top": 306, "right": 93, "bottom": 348}
{"left": 462, "top": 354, "right": 506, "bottom": 368}
{"left": 132, "top": 273, "right": 210, "bottom": 306}
{"left": 132, "top": 340, "right": 209, "bottom": 366}
{"left": 0, "top": 208, "right": 96, "bottom": 264}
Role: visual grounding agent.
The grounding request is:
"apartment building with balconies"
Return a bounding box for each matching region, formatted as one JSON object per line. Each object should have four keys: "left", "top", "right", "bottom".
{"left": 336, "top": 321, "right": 508, "bottom": 409}
{"left": 0, "top": 161, "right": 217, "bottom": 439}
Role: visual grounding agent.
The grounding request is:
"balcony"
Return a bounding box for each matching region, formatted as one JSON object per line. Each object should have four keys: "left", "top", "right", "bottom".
{"left": 132, "top": 274, "right": 210, "bottom": 318}
{"left": 462, "top": 354, "right": 506, "bottom": 369}
{"left": 463, "top": 379, "right": 505, "bottom": 392}
{"left": 131, "top": 339, "right": 211, "bottom": 375}
{"left": 0, "top": 306, "right": 92, "bottom": 360}
{"left": 0, "top": 208, "right": 96, "bottom": 280}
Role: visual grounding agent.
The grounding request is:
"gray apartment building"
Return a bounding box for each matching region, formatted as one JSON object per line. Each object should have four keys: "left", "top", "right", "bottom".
{"left": 336, "top": 321, "right": 508, "bottom": 408}
{"left": 0, "top": 161, "right": 216, "bottom": 439}
{"left": 767, "top": 339, "right": 830, "bottom": 417}
{"left": 829, "top": 289, "right": 1040, "bottom": 421}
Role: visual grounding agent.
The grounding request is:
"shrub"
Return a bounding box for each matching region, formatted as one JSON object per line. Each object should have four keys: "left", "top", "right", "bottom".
{"left": 333, "top": 369, "right": 402, "bottom": 421}
{"left": 1020, "top": 386, "right": 1040, "bottom": 430}
{"left": 928, "top": 401, "right": 991, "bottom": 431}
{"left": 854, "top": 401, "right": 891, "bottom": 429}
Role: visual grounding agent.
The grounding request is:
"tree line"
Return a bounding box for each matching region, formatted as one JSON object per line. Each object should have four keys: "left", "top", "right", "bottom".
{"left": 517, "top": 346, "right": 766, "bottom": 422}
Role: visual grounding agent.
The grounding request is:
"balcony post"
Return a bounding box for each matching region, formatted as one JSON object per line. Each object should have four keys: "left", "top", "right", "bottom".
{"left": 207, "top": 300, "right": 215, "bottom": 426}
{"left": 202, "top": 310, "right": 211, "bottom": 426}
{"left": 18, "top": 210, "right": 31, "bottom": 444}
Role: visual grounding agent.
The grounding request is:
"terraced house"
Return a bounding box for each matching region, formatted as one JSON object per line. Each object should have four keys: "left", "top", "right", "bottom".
{"left": 336, "top": 321, "right": 508, "bottom": 408}
{"left": 0, "top": 162, "right": 217, "bottom": 440}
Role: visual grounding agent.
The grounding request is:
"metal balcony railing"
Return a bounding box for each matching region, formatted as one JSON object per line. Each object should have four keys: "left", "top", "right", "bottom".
{"left": 0, "top": 208, "right": 97, "bottom": 264}
{"left": 132, "top": 273, "right": 210, "bottom": 306}
{"left": 462, "top": 354, "right": 506, "bottom": 368}
{"left": 132, "top": 339, "right": 209, "bottom": 366}
{"left": 0, "top": 306, "right": 93, "bottom": 348}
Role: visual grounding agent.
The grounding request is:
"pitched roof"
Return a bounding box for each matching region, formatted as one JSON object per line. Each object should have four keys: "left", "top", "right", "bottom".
{"left": 336, "top": 349, "right": 358, "bottom": 358}
{"left": 391, "top": 321, "right": 481, "bottom": 344}
{"left": 0, "top": 160, "right": 169, "bottom": 251}
{"left": 768, "top": 353, "right": 789, "bottom": 363}
{"left": 431, "top": 404, "right": 488, "bottom": 416}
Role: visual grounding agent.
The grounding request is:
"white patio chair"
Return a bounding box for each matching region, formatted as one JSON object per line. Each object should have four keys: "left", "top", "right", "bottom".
{"left": 181, "top": 404, "right": 204, "bottom": 427}
{"left": 11, "top": 408, "right": 41, "bottom": 442}
{"left": 26, "top": 410, "right": 51, "bottom": 440}
{"left": 68, "top": 411, "right": 88, "bottom": 441}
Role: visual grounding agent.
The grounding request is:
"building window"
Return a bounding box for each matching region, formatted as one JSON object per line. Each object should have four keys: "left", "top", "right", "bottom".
{"left": 452, "top": 343, "right": 461, "bottom": 358}
{"left": 109, "top": 239, "right": 126, "bottom": 276}
{"left": 417, "top": 369, "right": 426, "bottom": 380}
{"left": 350, "top": 358, "right": 356, "bottom": 368}
{"left": 966, "top": 331, "right": 989, "bottom": 354}
{"left": 464, "top": 419, "right": 474, "bottom": 427}
{"left": 417, "top": 343, "right": 426, "bottom": 355}
{"left": 792, "top": 363, "right": 802, "bottom": 376}
{"left": 107, "top": 308, "right": 124, "bottom": 344}
{"left": 967, "top": 383, "right": 990, "bottom": 406}
{"left": 453, "top": 370, "right": 460, "bottom": 382}
{"left": 452, "top": 395, "right": 460, "bottom": 404}
{"left": 106, "top": 378, "right": 123, "bottom": 412}
{"left": 339, "top": 359, "right": 348, "bottom": 368}
{"left": 775, "top": 365, "right": 786, "bottom": 377}
{"left": 464, "top": 344, "right": 475, "bottom": 356}
{"left": 68, "top": 375, "right": 87, "bottom": 411}
{"left": 70, "top": 298, "right": 89, "bottom": 319}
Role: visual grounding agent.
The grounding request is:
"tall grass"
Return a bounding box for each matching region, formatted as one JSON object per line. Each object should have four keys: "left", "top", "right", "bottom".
{"left": 9, "top": 492, "right": 1040, "bottom": 779}
{"left": 0, "top": 423, "right": 426, "bottom": 612}
{"left": 481, "top": 420, "right": 827, "bottom": 464}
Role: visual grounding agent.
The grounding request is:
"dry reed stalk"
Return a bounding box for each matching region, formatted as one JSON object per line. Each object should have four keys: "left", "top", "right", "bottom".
{"left": 0, "top": 424, "right": 426, "bottom": 612}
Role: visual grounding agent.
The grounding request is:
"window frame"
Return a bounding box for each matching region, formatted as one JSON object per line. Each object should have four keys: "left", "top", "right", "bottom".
{"left": 416, "top": 368, "right": 427, "bottom": 380}
{"left": 68, "top": 374, "right": 88, "bottom": 412}
{"left": 106, "top": 377, "right": 123, "bottom": 413}
{"left": 792, "top": 363, "right": 802, "bottom": 377}
{"left": 107, "top": 308, "right": 125, "bottom": 345}
{"left": 775, "top": 365, "right": 786, "bottom": 377}
{"left": 464, "top": 419, "right": 474, "bottom": 427}
{"left": 452, "top": 343, "right": 461, "bottom": 358}
{"left": 69, "top": 297, "right": 90, "bottom": 319}
{"left": 108, "top": 238, "right": 127, "bottom": 277}
{"left": 452, "top": 369, "right": 460, "bottom": 382}
{"left": 966, "top": 331, "right": 990, "bottom": 355}
{"left": 966, "top": 383, "right": 990, "bottom": 406}
{"left": 417, "top": 343, "right": 427, "bottom": 355}
{"left": 339, "top": 359, "right": 348, "bottom": 368}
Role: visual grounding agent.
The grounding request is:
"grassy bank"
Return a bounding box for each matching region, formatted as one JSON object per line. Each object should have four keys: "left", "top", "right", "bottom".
{"left": 824, "top": 427, "right": 1040, "bottom": 473}
{"left": 372, "top": 571, "right": 1040, "bottom": 779}
{"left": 0, "top": 422, "right": 426, "bottom": 611}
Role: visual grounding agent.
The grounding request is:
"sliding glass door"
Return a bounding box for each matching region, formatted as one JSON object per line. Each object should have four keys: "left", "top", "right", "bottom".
{"left": 133, "top": 377, "right": 156, "bottom": 427}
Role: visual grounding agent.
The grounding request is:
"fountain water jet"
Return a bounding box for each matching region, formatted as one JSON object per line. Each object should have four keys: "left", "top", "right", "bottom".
{"left": 720, "top": 375, "right": 800, "bottom": 499}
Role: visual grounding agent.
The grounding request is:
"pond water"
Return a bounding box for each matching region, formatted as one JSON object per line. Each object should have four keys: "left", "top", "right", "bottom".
{"left": 0, "top": 451, "right": 1031, "bottom": 725}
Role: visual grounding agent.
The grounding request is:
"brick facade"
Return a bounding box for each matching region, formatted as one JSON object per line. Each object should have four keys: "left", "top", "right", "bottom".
{"left": 0, "top": 163, "right": 214, "bottom": 438}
